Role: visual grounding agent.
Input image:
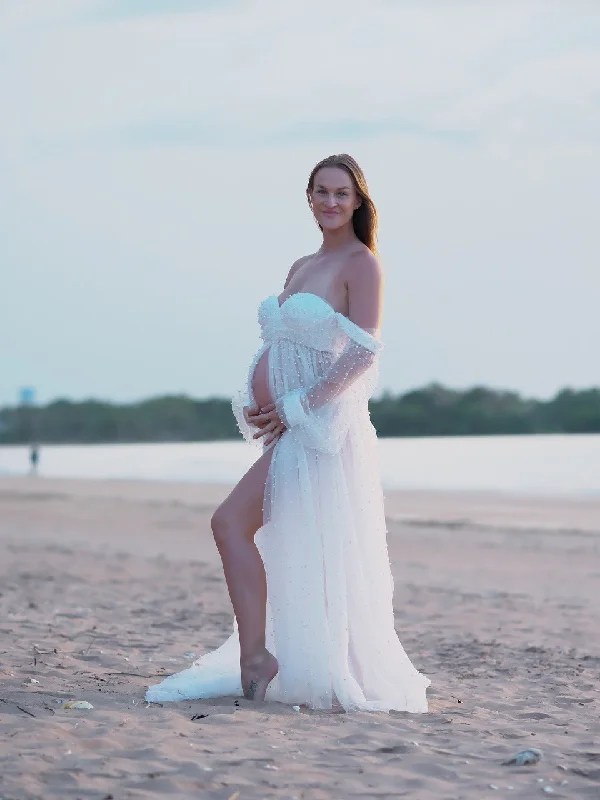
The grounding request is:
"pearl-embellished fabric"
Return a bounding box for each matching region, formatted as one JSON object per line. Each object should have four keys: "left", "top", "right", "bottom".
{"left": 146, "top": 292, "right": 430, "bottom": 712}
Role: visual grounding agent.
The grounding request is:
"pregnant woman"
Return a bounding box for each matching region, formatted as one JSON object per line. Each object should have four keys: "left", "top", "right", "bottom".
{"left": 146, "top": 154, "right": 430, "bottom": 712}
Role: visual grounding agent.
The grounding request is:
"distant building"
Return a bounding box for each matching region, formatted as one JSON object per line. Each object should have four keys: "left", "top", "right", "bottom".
{"left": 19, "top": 387, "right": 36, "bottom": 406}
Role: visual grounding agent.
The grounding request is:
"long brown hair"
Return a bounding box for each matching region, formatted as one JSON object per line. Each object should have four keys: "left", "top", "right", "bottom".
{"left": 306, "top": 154, "right": 378, "bottom": 255}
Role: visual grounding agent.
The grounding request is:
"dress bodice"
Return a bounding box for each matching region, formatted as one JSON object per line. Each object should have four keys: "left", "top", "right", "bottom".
{"left": 258, "top": 293, "right": 382, "bottom": 355}
{"left": 258, "top": 293, "right": 342, "bottom": 353}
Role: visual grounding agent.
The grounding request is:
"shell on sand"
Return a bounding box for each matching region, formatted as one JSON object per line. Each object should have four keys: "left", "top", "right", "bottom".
{"left": 502, "top": 747, "right": 543, "bottom": 766}
{"left": 62, "top": 700, "right": 94, "bottom": 710}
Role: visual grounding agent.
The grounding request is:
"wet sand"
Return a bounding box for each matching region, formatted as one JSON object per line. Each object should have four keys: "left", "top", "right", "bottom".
{"left": 1, "top": 476, "right": 599, "bottom": 799}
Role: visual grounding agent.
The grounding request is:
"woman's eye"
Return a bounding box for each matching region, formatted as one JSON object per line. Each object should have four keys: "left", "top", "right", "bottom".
{"left": 336, "top": 191, "right": 348, "bottom": 197}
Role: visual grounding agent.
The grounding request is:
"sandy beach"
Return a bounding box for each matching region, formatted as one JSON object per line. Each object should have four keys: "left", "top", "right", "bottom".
{"left": 1, "top": 476, "right": 599, "bottom": 799}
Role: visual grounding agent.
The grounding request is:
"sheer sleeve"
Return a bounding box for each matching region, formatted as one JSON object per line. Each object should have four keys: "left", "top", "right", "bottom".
{"left": 275, "top": 315, "right": 382, "bottom": 453}
{"left": 232, "top": 389, "right": 260, "bottom": 445}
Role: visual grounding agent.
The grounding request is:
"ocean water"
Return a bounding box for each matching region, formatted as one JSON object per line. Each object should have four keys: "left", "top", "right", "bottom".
{"left": 1, "top": 434, "right": 599, "bottom": 497}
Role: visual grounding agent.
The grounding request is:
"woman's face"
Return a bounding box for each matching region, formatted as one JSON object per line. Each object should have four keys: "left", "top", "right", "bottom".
{"left": 310, "top": 166, "right": 361, "bottom": 231}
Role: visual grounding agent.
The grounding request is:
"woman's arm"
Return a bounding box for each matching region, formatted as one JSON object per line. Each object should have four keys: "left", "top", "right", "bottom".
{"left": 346, "top": 248, "right": 384, "bottom": 332}
{"left": 276, "top": 250, "right": 383, "bottom": 422}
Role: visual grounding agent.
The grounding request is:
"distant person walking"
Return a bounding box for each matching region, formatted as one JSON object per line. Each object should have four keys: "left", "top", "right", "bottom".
{"left": 29, "top": 444, "right": 39, "bottom": 476}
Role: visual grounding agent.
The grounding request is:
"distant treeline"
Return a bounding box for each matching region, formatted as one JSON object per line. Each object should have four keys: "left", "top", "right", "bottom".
{"left": 1, "top": 384, "right": 599, "bottom": 445}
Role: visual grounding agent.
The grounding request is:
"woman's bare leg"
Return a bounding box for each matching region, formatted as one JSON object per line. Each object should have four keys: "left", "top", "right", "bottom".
{"left": 211, "top": 445, "right": 278, "bottom": 700}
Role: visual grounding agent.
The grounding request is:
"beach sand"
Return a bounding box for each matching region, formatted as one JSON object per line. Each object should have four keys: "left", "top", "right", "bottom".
{"left": 1, "top": 475, "right": 599, "bottom": 799}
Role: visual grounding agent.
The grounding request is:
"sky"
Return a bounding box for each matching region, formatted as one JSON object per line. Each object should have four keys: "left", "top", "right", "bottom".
{"left": 1, "top": 0, "right": 599, "bottom": 407}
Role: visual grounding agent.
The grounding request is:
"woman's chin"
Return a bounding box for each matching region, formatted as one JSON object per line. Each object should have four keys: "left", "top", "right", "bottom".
{"left": 318, "top": 214, "right": 347, "bottom": 229}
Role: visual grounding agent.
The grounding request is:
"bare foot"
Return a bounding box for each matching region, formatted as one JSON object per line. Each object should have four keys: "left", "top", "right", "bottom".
{"left": 241, "top": 649, "right": 278, "bottom": 702}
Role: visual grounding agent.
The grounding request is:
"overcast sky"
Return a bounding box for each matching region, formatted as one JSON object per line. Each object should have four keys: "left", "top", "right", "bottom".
{"left": 2, "top": 0, "right": 599, "bottom": 407}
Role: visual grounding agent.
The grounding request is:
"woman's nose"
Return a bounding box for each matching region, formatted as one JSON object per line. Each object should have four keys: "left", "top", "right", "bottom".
{"left": 324, "top": 193, "right": 337, "bottom": 207}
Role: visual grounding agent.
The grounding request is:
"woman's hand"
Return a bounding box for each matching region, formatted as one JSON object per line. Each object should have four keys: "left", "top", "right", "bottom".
{"left": 243, "top": 405, "right": 263, "bottom": 428}
{"left": 250, "top": 403, "right": 287, "bottom": 447}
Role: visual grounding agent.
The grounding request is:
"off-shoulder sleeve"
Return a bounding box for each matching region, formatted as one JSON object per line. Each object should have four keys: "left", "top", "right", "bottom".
{"left": 335, "top": 313, "right": 383, "bottom": 355}
{"left": 275, "top": 315, "right": 382, "bottom": 453}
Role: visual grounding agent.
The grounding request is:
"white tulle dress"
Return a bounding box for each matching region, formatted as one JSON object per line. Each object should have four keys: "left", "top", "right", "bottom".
{"left": 146, "top": 292, "right": 430, "bottom": 712}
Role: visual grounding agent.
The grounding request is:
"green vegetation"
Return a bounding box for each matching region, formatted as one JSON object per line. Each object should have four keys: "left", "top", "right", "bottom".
{"left": 371, "top": 385, "right": 600, "bottom": 437}
{"left": 1, "top": 384, "right": 599, "bottom": 445}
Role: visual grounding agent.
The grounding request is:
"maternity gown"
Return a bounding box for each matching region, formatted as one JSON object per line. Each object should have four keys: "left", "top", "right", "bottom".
{"left": 146, "top": 291, "right": 430, "bottom": 712}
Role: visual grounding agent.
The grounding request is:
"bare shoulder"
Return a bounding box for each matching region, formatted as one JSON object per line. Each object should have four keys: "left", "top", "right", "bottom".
{"left": 283, "top": 254, "right": 314, "bottom": 289}
{"left": 344, "top": 246, "right": 384, "bottom": 329}
{"left": 344, "top": 246, "right": 383, "bottom": 291}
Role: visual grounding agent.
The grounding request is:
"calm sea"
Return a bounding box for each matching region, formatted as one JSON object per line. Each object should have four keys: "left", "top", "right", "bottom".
{"left": 1, "top": 434, "right": 599, "bottom": 497}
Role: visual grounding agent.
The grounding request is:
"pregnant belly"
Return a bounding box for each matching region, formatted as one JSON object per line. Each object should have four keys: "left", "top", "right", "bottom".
{"left": 251, "top": 347, "right": 273, "bottom": 410}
